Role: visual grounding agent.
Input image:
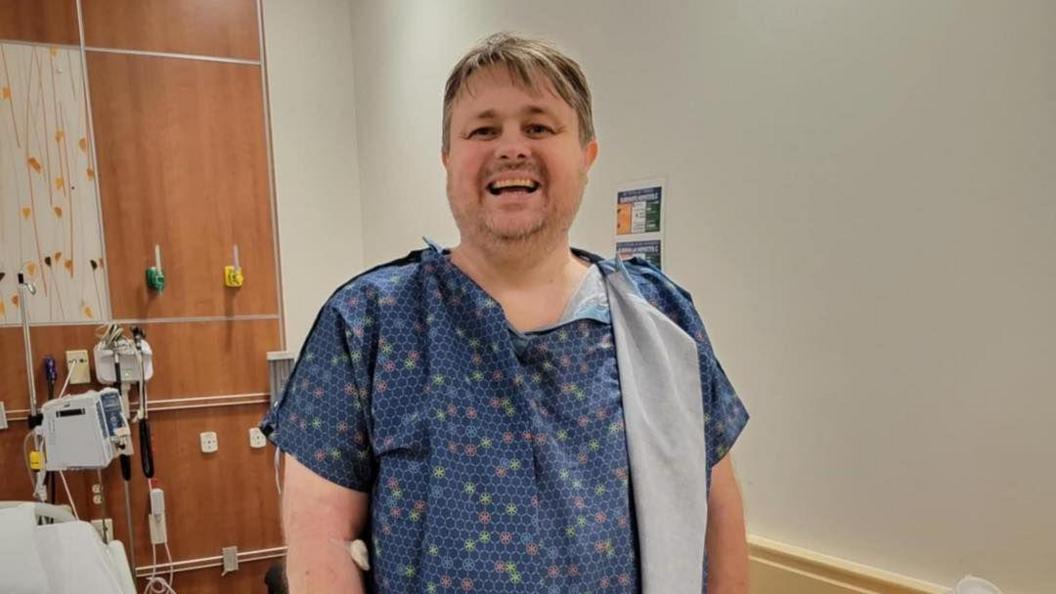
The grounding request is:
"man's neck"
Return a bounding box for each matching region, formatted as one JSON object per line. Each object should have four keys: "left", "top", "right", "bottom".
{"left": 450, "top": 237, "right": 586, "bottom": 292}
{"left": 449, "top": 237, "right": 590, "bottom": 332}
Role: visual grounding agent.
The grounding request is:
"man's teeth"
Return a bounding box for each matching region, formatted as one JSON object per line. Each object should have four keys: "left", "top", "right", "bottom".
{"left": 493, "top": 178, "right": 536, "bottom": 189}
{"left": 488, "top": 178, "right": 540, "bottom": 195}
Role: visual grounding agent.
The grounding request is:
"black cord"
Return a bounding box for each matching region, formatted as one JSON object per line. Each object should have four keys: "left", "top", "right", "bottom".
{"left": 120, "top": 454, "right": 132, "bottom": 482}
{"left": 140, "top": 419, "right": 155, "bottom": 478}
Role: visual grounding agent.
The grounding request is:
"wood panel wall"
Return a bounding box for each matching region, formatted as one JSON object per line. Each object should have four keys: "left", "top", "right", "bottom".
{"left": 1, "top": 3, "right": 284, "bottom": 593}
{"left": 159, "top": 561, "right": 275, "bottom": 594}
{"left": 98, "top": 405, "right": 282, "bottom": 562}
{"left": 0, "top": 321, "right": 277, "bottom": 411}
{"left": 88, "top": 53, "right": 277, "bottom": 320}
{"left": 0, "top": 0, "right": 80, "bottom": 46}
{"left": 82, "top": 0, "right": 260, "bottom": 60}
{"left": 1, "top": 325, "right": 99, "bottom": 411}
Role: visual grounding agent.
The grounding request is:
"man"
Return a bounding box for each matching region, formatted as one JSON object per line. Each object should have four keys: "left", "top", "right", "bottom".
{"left": 262, "top": 33, "right": 749, "bottom": 594}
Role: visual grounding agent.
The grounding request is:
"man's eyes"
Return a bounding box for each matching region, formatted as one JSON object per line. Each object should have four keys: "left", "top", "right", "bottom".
{"left": 524, "top": 124, "right": 555, "bottom": 137}
{"left": 468, "top": 127, "right": 498, "bottom": 139}
{"left": 466, "top": 124, "right": 555, "bottom": 139}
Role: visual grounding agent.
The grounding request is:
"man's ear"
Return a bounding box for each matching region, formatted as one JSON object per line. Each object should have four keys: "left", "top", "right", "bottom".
{"left": 583, "top": 139, "right": 599, "bottom": 170}
{"left": 441, "top": 150, "right": 449, "bottom": 168}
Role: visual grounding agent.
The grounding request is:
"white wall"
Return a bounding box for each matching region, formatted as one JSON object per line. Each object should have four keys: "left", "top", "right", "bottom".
{"left": 347, "top": 1, "right": 1056, "bottom": 592}
{"left": 262, "top": 0, "right": 365, "bottom": 352}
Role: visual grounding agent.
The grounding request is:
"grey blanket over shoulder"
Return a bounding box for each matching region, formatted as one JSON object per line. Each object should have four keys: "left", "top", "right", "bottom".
{"left": 601, "top": 259, "right": 710, "bottom": 594}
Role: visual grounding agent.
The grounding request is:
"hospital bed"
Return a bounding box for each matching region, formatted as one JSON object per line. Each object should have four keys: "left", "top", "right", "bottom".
{"left": 0, "top": 501, "right": 136, "bottom": 594}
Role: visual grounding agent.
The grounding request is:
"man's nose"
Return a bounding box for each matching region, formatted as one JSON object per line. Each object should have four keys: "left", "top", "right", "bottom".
{"left": 496, "top": 128, "right": 531, "bottom": 161}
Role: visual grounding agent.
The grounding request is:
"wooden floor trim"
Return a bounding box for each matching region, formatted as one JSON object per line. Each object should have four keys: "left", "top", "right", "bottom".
{"left": 748, "top": 535, "right": 946, "bottom": 594}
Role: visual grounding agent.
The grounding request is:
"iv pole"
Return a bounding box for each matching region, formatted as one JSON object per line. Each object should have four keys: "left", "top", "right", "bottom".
{"left": 17, "top": 271, "right": 46, "bottom": 502}
{"left": 17, "top": 272, "right": 39, "bottom": 417}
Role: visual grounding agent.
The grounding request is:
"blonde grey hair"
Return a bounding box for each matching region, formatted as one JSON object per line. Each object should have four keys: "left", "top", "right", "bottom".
{"left": 442, "top": 32, "right": 595, "bottom": 153}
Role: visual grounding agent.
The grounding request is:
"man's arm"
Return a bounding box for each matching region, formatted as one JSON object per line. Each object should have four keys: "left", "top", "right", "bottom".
{"left": 706, "top": 454, "right": 749, "bottom": 594}
{"left": 283, "top": 455, "right": 370, "bottom": 594}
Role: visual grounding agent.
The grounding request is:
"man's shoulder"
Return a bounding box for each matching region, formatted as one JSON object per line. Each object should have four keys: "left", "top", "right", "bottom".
{"left": 611, "top": 257, "right": 709, "bottom": 342}
{"left": 616, "top": 257, "right": 695, "bottom": 306}
{"left": 323, "top": 249, "right": 429, "bottom": 314}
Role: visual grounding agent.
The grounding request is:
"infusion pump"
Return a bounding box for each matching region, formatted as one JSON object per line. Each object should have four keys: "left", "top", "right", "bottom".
{"left": 40, "top": 388, "right": 130, "bottom": 471}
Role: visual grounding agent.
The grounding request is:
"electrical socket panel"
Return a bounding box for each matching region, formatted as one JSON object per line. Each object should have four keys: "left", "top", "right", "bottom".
{"left": 0, "top": 402, "right": 7, "bottom": 430}
{"left": 148, "top": 511, "right": 168, "bottom": 545}
{"left": 222, "top": 546, "right": 239, "bottom": 575}
{"left": 200, "top": 431, "right": 219, "bottom": 453}
{"left": 249, "top": 427, "right": 267, "bottom": 449}
{"left": 65, "top": 350, "right": 91, "bottom": 384}
{"left": 90, "top": 518, "right": 114, "bottom": 543}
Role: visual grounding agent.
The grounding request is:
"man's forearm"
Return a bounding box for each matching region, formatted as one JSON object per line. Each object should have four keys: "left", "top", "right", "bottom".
{"left": 285, "top": 535, "right": 366, "bottom": 594}
{"left": 282, "top": 456, "right": 371, "bottom": 594}
{"left": 706, "top": 455, "right": 749, "bottom": 594}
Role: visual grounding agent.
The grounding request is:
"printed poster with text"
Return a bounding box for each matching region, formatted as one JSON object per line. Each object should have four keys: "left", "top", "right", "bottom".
{"left": 616, "top": 239, "right": 663, "bottom": 269}
{"left": 616, "top": 179, "right": 665, "bottom": 269}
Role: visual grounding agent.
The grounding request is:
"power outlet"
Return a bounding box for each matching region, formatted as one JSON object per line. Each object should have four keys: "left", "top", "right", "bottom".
{"left": 200, "top": 431, "right": 218, "bottom": 454}
{"left": 90, "top": 518, "right": 114, "bottom": 543}
{"left": 221, "top": 546, "right": 239, "bottom": 575}
{"left": 249, "top": 427, "right": 267, "bottom": 449}
{"left": 65, "top": 349, "right": 91, "bottom": 385}
{"left": 0, "top": 402, "right": 7, "bottom": 430}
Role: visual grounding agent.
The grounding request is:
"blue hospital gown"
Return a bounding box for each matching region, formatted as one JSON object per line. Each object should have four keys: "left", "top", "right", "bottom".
{"left": 261, "top": 242, "right": 748, "bottom": 593}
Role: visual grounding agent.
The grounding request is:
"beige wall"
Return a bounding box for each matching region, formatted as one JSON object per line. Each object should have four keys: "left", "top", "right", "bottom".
{"left": 344, "top": 1, "right": 1056, "bottom": 592}
{"left": 263, "top": 0, "right": 365, "bottom": 353}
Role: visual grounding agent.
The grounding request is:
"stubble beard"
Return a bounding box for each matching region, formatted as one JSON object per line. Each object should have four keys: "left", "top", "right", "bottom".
{"left": 448, "top": 173, "right": 586, "bottom": 259}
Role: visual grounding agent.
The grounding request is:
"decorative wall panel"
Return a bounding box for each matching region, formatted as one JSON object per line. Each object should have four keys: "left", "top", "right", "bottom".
{"left": 0, "top": 42, "right": 109, "bottom": 326}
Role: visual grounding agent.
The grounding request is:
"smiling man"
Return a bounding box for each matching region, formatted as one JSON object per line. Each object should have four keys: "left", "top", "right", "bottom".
{"left": 262, "top": 33, "right": 749, "bottom": 594}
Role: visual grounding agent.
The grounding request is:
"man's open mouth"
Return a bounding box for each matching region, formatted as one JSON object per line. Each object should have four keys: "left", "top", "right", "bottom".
{"left": 487, "top": 178, "right": 541, "bottom": 196}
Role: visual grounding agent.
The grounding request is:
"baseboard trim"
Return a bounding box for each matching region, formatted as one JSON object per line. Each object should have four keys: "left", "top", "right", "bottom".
{"left": 748, "top": 535, "right": 947, "bottom": 594}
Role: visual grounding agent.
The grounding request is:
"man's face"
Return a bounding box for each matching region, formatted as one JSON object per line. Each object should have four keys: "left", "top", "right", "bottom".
{"left": 443, "top": 66, "right": 598, "bottom": 250}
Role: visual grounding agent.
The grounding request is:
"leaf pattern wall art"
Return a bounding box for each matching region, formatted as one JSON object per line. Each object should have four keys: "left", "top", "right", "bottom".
{"left": 0, "top": 42, "right": 109, "bottom": 325}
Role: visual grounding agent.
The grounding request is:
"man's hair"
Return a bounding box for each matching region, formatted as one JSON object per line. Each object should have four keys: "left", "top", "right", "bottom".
{"left": 442, "top": 32, "right": 595, "bottom": 153}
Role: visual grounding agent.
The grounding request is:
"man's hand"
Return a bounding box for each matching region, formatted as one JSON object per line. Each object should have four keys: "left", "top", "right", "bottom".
{"left": 282, "top": 454, "right": 370, "bottom": 594}
{"left": 706, "top": 455, "right": 749, "bottom": 594}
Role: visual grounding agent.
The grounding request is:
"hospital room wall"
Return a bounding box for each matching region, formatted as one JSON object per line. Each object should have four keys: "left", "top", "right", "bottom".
{"left": 0, "top": 1, "right": 286, "bottom": 592}
{"left": 261, "top": 0, "right": 366, "bottom": 354}
{"left": 346, "top": 1, "right": 1056, "bottom": 592}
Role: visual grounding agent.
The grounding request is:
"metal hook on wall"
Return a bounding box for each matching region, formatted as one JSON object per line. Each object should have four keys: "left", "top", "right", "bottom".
{"left": 146, "top": 244, "right": 165, "bottom": 292}
{"left": 224, "top": 244, "right": 244, "bottom": 288}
